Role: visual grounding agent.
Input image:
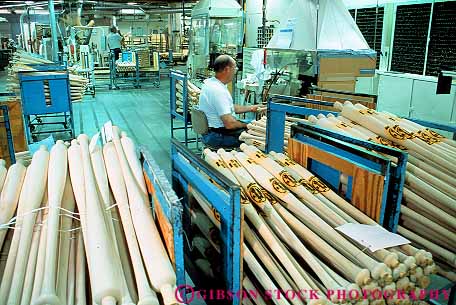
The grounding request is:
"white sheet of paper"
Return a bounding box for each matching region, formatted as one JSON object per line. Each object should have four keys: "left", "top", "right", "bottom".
{"left": 101, "top": 120, "right": 113, "bottom": 143}
{"left": 89, "top": 132, "right": 100, "bottom": 153}
{"left": 276, "top": 28, "right": 293, "bottom": 49}
{"left": 335, "top": 223, "right": 410, "bottom": 252}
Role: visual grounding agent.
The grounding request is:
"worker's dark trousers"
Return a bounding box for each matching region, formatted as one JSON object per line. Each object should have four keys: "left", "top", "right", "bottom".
{"left": 202, "top": 128, "right": 244, "bottom": 149}
{"left": 112, "top": 48, "right": 121, "bottom": 60}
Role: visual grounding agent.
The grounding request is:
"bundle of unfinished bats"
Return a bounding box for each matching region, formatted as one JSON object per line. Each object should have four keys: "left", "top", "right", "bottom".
{"left": 175, "top": 79, "right": 200, "bottom": 113}
{"left": 0, "top": 127, "right": 180, "bottom": 305}
{"left": 193, "top": 144, "right": 438, "bottom": 305}
{"left": 302, "top": 101, "right": 455, "bottom": 279}
{"left": 6, "top": 50, "right": 89, "bottom": 103}
{"left": 240, "top": 116, "right": 309, "bottom": 151}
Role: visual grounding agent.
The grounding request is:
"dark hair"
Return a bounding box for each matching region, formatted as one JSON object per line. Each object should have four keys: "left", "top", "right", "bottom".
{"left": 213, "top": 55, "right": 235, "bottom": 73}
{"left": 110, "top": 26, "right": 117, "bottom": 33}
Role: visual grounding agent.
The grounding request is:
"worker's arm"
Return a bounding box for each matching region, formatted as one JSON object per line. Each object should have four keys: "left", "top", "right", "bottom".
{"left": 234, "top": 104, "right": 259, "bottom": 114}
{"left": 220, "top": 114, "right": 247, "bottom": 130}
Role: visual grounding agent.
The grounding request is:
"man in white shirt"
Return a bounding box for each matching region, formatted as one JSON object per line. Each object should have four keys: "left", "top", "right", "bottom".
{"left": 199, "top": 55, "right": 259, "bottom": 149}
{"left": 107, "top": 26, "right": 123, "bottom": 60}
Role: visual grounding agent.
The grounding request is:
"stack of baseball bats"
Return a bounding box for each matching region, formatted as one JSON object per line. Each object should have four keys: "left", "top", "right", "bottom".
{"left": 0, "top": 128, "right": 180, "bottom": 305}
{"left": 192, "top": 144, "right": 437, "bottom": 305}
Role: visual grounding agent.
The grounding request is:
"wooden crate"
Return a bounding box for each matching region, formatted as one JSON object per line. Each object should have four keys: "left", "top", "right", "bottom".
{"left": 306, "top": 93, "right": 376, "bottom": 110}
{"left": 0, "top": 100, "right": 27, "bottom": 166}
{"left": 288, "top": 137, "right": 385, "bottom": 222}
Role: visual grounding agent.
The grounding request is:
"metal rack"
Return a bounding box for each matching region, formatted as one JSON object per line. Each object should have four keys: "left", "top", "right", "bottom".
{"left": 170, "top": 69, "right": 197, "bottom": 148}
{"left": 108, "top": 50, "right": 140, "bottom": 90}
{"left": 170, "top": 139, "right": 243, "bottom": 305}
{"left": 18, "top": 65, "right": 74, "bottom": 143}
{"left": 265, "top": 95, "right": 408, "bottom": 232}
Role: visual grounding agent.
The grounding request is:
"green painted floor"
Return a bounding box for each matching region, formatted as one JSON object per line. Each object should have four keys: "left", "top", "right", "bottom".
{"left": 73, "top": 80, "right": 174, "bottom": 176}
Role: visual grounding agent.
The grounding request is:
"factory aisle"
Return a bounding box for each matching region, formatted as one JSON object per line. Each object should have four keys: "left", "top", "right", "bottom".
{"left": 74, "top": 82, "right": 173, "bottom": 175}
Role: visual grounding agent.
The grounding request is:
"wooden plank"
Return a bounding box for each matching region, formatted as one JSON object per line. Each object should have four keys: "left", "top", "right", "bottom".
{"left": 352, "top": 167, "right": 384, "bottom": 222}
{"left": 143, "top": 169, "right": 176, "bottom": 266}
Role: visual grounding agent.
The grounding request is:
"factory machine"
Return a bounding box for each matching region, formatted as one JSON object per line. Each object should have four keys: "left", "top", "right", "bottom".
{"left": 187, "top": 0, "right": 244, "bottom": 80}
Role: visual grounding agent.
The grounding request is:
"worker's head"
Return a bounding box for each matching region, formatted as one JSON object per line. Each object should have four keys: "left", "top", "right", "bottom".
{"left": 110, "top": 26, "right": 117, "bottom": 33}
{"left": 214, "top": 55, "right": 237, "bottom": 84}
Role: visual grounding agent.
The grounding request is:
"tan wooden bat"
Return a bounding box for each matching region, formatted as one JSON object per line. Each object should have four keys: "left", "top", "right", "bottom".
{"left": 0, "top": 166, "right": 31, "bottom": 305}
{"left": 35, "top": 140, "right": 68, "bottom": 305}
{"left": 243, "top": 222, "right": 304, "bottom": 305}
{"left": 76, "top": 134, "right": 122, "bottom": 305}
{"left": 104, "top": 141, "right": 160, "bottom": 305}
{"left": 31, "top": 190, "right": 49, "bottom": 302}
{"left": 67, "top": 229, "right": 77, "bottom": 305}
{"left": 91, "top": 144, "right": 137, "bottom": 304}
{"left": 234, "top": 149, "right": 391, "bottom": 282}
{"left": 7, "top": 146, "right": 49, "bottom": 305}
{"left": 75, "top": 231, "right": 86, "bottom": 305}
{"left": 20, "top": 211, "right": 42, "bottom": 305}
{"left": 0, "top": 159, "right": 7, "bottom": 193}
{"left": 0, "top": 161, "right": 26, "bottom": 250}
{"left": 111, "top": 127, "right": 179, "bottom": 305}
{"left": 243, "top": 244, "right": 292, "bottom": 305}
{"left": 55, "top": 175, "right": 77, "bottom": 305}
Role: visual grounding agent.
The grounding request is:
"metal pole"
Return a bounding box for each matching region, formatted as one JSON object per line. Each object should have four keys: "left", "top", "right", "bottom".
{"left": 48, "top": 0, "right": 59, "bottom": 62}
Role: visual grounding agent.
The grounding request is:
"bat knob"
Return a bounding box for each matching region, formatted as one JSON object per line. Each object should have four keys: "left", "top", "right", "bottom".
{"left": 0, "top": 159, "right": 5, "bottom": 167}
{"left": 77, "top": 134, "right": 89, "bottom": 143}
{"left": 327, "top": 113, "right": 335, "bottom": 118}
{"left": 308, "top": 115, "right": 318, "bottom": 123}
{"left": 343, "top": 100, "right": 353, "bottom": 106}
{"left": 239, "top": 143, "right": 248, "bottom": 151}
{"left": 333, "top": 102, "right": 343, "bottom": 111}
{"left": 317, "top": 113, "right": 325, "bottom": 119}
{"left": 121, "top": 131, "right": 128, "bottom": 138}
{"left": 34, "top": 294, "right": 61, "bottom": 305}
{"left": 217, "top": 148, "right": 226, "bottom": 155}
{"left": 56, "top": 140, "right": 64, "bottom": 145}
{"left": 71, "top": 139, "right": 79, "bottom": 146}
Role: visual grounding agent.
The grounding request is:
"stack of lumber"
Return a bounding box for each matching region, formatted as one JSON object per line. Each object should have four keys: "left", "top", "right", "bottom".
{"left": 304, "top": 101, "right": 456, "bottom": 281}
{"left": 6, "top": 50, "right": 89, "bottom": 103}
{"left": 116, "top": 61, "right": 137, "bottom": 72}
{"left": 196, "top": 144, "right": 436, "bottom": 305}
{"left": 0, "top": 127, "right": 180, "bottom": 305}
{"left": 240, "top": 116, "right": 307, "bottom": 151}
{"left": 175, "top": 79, "right": 200, "bottom": 113}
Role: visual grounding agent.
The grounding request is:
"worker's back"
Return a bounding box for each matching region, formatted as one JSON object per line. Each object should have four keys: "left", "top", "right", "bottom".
{"left": 199, "top": 77, "right": 234, "bottom": 129}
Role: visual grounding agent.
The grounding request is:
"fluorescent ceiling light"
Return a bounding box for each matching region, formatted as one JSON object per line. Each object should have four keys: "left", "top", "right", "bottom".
{"left": 120, "top": 8, "right": 144, "bottom": 15}
{"left": 25, "top": 1, "right": 34, "bottom": 4}
{"left": 127, "top": 2, "right": 137, "bottom": 5}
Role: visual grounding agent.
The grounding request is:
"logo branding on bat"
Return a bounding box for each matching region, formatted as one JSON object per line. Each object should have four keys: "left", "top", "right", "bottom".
{"left": 358, "top": 108, "right": 375, "bottom": 115}
{"left": 336, "top": 122, "right": 349, "bottom": 129}
{"left": 211, "top": 207, "right": 221, "bottom": 223}
{"left": 309, "top": 176, "right": 330, "bottom": 193}
{"left": 298, "top": 179, "right": 318, "bottom": 194}
{"left": 227, "top": 159, "right": 242, "bottom": 168}
{"left": 416, "top": 130, "right": 441, "bottom": 145}
{"left": 385, "top": 125, "right": 415, "bottom": 140}
{"left": 255, "top": 151, "right": 267, "bottom": 159}
{"left": 246, "top": 183, "right": 266, "bottom": 204}
{"left": 252, "top": 141, "right": 263, "bottom": 148}
{"left": 246, "top": 158, "right": 256, "bottom": 164}
{"left": 269, "top": 178, "right": 288, "bottom": 194}
{"left": 284, "top": 157, "right": 297, "bottom": 166}
{"left": 240, "top": 190, "right": 250, "bottom": 205}
{"left": 261, "top": 189, "right": 277, "bottom": 205}
{"left": 279, "top": 170, "right": 298, "bottom": 187}
{"left": 425, "top": 129, "right": 445, "bottom": 139}
{"left": 215, "top": 160, "right": 227, "bottom": 168}
{"left": 376, "top": 136, "right": 407, "bottom": 150}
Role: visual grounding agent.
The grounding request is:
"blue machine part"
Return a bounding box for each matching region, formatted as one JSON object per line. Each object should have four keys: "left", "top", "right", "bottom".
{"left": 18, "top": 68, "right": 74, "bottom": 143}
{"left": 171, "top": 139, "right": 242, "bottom": 305}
